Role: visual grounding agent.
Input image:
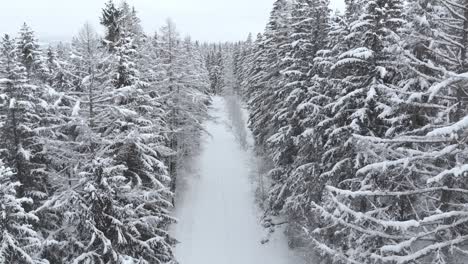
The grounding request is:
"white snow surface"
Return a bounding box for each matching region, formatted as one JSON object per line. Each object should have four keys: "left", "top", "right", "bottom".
{"left": 171, "top": 96, "right": 302, "bottom": 264}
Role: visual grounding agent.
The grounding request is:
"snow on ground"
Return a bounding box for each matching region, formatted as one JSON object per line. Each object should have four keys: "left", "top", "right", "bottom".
{"left": 171, "top": 96, "right": 303, "bottom": 264}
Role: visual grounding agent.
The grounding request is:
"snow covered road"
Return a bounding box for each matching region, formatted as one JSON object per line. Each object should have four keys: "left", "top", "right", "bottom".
{"left": 172, "top": 96, "right": 301, "bottom": 264}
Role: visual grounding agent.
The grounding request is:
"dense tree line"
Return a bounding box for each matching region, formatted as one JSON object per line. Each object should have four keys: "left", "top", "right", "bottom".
{"left": 203, "top": 44, "right": 226, "bottom": 95}
{"left": 233, "top": 0, "right": 468, "bottom": 263}
{"left": 0, "top": 1, "right": 209, "bottom": 263}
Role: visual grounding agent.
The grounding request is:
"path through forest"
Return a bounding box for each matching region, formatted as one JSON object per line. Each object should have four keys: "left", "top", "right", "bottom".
{"left": 171, "top": 96, "right": 302, "bottom": 264}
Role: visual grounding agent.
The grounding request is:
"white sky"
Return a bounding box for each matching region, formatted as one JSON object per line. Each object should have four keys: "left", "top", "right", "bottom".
{"left": 0, "top": 0, "right": 345, "bottom": 43}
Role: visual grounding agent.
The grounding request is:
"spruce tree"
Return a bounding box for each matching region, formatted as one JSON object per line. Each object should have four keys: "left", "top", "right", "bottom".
{"left": 15, "top": 23, "right": 42, "bottom": 79}
{"left": 101, "top": 0, "right": 122, "bottom": 50}
{"left": 0, "top": 33, "right": 49, "bottom": 208}
{"left": 262, "top": 0, "right": 331, "bottom": 251}
{"left": 0, "top": 163, "right": 47, "bottom": 264}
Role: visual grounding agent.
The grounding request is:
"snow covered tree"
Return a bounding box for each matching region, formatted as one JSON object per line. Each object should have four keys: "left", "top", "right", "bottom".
{"left": 247, "top": 0, "right": 294, "bottom": 151}
{"left": 302, "top": 1, "right": 468, "bottom": 263}
{"left": 256, "top": 0, "right": 332, "bottom": 252}
{"left": 206, "top": 46, "right": 225, "bottom": 94}
{"left": 267, "top": 0, "right": 330, "bottom": 172}
{"left": 241, "top": 33, "right": 266, "bottom": 98}
{"left": 101, "top": 0, "right": 144, "bottom": 52}
{"left": 119, "top": 1, "right": 144, "bottom": 43}
{"left": 36, "top": 21, "right": 178, "bottom": 263}
{"left": 101, "top": 0, "right": 122, "bottom": 51}
{"left": 0, "top": 163, "right": 47, "bottom": 264}
{"left": 239, "top": 0, "right": 468, "bottom": 262}
{"left": 154, "top": 19, "right": 209, "bottom": 198}
{"left": 15, "top": 23, "right": 43, "bottom": 79}
{"left": 183, "top": 38, "right": 210, "bottom": 96}
{"left": 302, "top": 0, "right": 408, "bottom": 260}
{"left": 232, "top": 34, "right": 254, "bottom": 93}
{"left": 112, "top": 29, "right": 139, "bottom": 88}
{"left": 42, "top": 46, "right": 58, "bottom": 86}
{"left": 0, "top": 33, "right": 50, "bottom": 208}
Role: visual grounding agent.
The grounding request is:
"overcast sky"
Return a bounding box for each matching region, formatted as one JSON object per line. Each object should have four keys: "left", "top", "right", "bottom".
{"left": 0, "top": 0, "right": 345, "bottom": 43}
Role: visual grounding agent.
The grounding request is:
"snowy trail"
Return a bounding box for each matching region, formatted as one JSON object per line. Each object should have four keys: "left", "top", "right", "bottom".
{"left": 172, "top": 96, "right": 301, "bottom": 264}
